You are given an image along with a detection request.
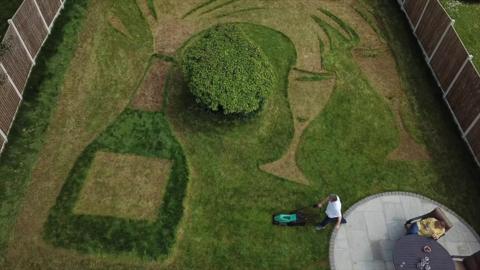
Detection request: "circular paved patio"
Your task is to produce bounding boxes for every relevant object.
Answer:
[329,192,480,270]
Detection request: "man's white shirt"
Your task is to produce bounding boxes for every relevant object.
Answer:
[325,196,342,218]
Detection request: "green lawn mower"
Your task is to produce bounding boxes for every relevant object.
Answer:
[272,206,313,226]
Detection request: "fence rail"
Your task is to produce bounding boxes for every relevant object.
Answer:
[398,0,480,166]
[0,0,65,153]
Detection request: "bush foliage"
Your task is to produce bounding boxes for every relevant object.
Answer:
[181,24,275,114]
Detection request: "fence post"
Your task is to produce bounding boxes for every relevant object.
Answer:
[8,19,35,64]
[464,113,480,138]
[32,0,50,33]
[0,128,7,143]
[444,54,473,97]
[428,20,454,62]
[414,0,430,32]
[0,63,22,99]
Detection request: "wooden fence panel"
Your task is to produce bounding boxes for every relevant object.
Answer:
[0,0,63,155]
[404,0,428,27]
[400,0,480,166]
[0,79,21,134]
[446,62,480,131]
[467,122,480,158]
[1,27,32,92]
[37,0,62,26]
[415,0,451,57]
[12,0,49,58]
[430,28,469,90]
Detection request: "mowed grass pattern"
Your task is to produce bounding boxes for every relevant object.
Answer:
[45,109,188,259]
[0,0,479,269]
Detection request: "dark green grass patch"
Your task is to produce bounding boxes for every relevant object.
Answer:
[44,109,188,259]
[146,0,157,19]
[0,0,89,261]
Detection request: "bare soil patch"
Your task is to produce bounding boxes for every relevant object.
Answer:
[154,17,200,55]
[74,151,172,221]
[131,60,171,112]
[108,15,131,38]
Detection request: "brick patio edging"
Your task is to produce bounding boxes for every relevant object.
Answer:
[328,191,480,270]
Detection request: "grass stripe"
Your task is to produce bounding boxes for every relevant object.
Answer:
[215,7,265,18]
[182,0,217,18]
[199,0,240,16]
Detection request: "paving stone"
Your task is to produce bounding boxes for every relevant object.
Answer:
[444,226,468,243]
[347,229,374,262]
[382,195,401,203]
[370,240,394,261]
[379,239,395,261]
[445,211,460,224]
[335,238,349,249]
[400,196,424,219]
[364,211,388,241]
[361,199,383,212]
[444,241,471,256]
[336,227,347,240]
[384,202,406,223]
[386,221,405,241]
[468,241,480,253]
[345,211,367,231]
[422,202,437,213]
[352,260,386,270]
[334,248,353,270]
[385,261,395,270]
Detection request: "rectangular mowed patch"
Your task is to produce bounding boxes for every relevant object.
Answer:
[73,151,172,221]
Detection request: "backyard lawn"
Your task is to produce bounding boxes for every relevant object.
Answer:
[0,0,479,269]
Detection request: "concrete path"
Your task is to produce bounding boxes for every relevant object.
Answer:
[330,192,480,270]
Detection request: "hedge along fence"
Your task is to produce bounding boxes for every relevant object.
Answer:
[0,0,65,154]
[398,0,480,167]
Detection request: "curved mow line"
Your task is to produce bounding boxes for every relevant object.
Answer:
[328,191,480,270]
[199,0,240,16]
[311,16,335,50]
[215,7,266,18]
[318,8,359,42]
[182,0,218,19]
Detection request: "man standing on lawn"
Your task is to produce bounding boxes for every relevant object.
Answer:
[314,194,347,231]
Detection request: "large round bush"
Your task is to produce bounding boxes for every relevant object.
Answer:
[181,24,275,115]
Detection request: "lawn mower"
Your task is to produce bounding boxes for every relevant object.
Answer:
[272,206,316,226]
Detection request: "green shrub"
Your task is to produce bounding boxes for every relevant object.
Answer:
[181,24,275,115]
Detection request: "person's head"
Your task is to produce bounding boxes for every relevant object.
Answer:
[434,220,446,229]
[329,194,338,202]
